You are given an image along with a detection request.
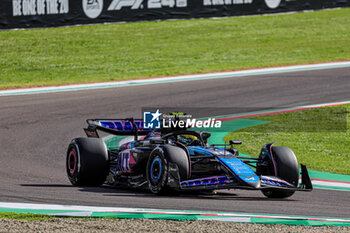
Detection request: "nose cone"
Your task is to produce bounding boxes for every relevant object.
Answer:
[218,157,261,188]
[247,179,261,189]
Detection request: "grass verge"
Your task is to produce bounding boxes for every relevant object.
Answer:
[224,104,350,175]
[0,8,350,89]
[0,212,54,221]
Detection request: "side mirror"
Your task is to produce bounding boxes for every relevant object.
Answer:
[229,140,242,145]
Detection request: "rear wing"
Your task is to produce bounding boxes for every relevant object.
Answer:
[84,118,152,140]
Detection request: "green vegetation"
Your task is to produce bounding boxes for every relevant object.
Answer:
[0,8,350,89]
[0,212,54,221]
[0,212,123,221]
[224,105,350,175]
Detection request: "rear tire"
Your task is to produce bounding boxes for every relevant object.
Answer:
[258,146,299,198]
[66,137,109,186]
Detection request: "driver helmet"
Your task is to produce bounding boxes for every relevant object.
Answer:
[177,134,198,146]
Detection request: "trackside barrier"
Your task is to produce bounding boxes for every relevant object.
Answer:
[1,0,350,29]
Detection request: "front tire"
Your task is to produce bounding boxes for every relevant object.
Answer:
[147,149,169,194]
[258,145,299,198]
[146,145,189,195]
[66,137,109,186]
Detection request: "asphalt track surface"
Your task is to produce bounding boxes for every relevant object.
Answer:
[1,67,350,218]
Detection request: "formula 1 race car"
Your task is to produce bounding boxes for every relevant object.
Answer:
[66,118,313,198]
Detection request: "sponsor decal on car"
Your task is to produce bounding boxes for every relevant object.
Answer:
[219,158,259,183]
[181,176,233,187]
[117,149,136,172]
[99,120,145,131]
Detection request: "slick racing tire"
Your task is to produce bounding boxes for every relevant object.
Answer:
[258,146,299,198]
[146,145,189,195]
[66,137,109,186]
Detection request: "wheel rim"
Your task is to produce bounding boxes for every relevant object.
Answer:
[68,149,77,176]
[150,157,162,182]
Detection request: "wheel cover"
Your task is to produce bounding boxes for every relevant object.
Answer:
[150,157,162,182]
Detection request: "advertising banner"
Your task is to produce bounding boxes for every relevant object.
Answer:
[1,0,349,29]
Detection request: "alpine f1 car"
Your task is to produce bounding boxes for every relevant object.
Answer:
[66,118,313,198]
